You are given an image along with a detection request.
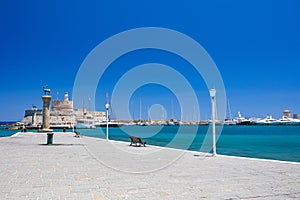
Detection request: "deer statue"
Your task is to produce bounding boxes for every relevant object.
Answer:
[43,85,51,95]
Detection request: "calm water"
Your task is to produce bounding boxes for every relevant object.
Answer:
[1,125,299,162]
[0,126,19,137]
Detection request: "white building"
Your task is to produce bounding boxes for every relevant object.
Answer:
[21,92,106,127]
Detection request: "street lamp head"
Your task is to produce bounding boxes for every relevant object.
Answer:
[209,89,216,97]
[105,103,110,109]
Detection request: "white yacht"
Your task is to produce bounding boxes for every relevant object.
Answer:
[123,121,137,126]
[255,116,279,125]
[223,99,236,125]
[96,121,123,127]
[290,118,300,125]
[277,116,300,125]
[223,118,236,126]
[234,112,251,125]
[75,118,96,129]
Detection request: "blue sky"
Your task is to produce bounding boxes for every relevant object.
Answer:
[0,0,300,121]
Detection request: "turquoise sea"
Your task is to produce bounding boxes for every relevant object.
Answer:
[1,125,300,163]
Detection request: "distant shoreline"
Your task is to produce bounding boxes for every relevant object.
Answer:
[0,121,17,126]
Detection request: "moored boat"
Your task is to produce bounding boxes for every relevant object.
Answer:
[223,118,236,126]
[96,121,124,127]
[254,116,280,125]
[276,116,300,125]
[235,112,251,125]
[76,118,96,129]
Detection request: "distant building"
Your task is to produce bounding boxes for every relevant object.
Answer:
[23,106,42,125]
[293,114,299,119]
[52,92,73,116]
[22,92,106,126]
[24,108,42,118]
[283,110,291,118]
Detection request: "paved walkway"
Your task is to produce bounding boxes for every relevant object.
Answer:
[0,132,299,200]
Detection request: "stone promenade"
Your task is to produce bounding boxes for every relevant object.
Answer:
[0,132,299,200]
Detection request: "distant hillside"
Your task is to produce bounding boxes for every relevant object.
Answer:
[0,121,17,125]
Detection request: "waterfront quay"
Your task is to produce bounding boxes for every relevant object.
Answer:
[0,133,299,199]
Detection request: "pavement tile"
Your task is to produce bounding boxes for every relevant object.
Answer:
[0,132,299,200]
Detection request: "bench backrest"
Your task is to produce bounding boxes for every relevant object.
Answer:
[130,136,142,143]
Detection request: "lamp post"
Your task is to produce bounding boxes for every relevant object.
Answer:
[105,103,109,140]
[72,112,75,133]
[209,89,217,157]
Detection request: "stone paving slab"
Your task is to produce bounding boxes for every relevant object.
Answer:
[0,132,299,199]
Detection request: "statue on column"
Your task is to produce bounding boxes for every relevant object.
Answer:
[40,85,53,132]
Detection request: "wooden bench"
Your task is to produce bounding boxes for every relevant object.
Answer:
[75,131,81,138]
[129,136,146,147]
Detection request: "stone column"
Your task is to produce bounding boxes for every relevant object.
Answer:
[32,106,37,126]
[32,112,36,125]
[41,95,53,132]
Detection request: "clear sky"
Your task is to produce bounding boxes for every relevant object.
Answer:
[0,0,300,121]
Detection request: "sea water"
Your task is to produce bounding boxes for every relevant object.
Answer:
[0,126,19,137]
[1,125,299,162]
[75,125,300,162]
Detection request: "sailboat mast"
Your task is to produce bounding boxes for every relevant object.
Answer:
[162,105,165,121]
[193,105,196,122]
[228,99,232,119]
[88,97,91,114]
[132,110,135,121]
[139,97,142,121]
[82,97,85,118]
[147,105,150,121]
[171,100,174,120]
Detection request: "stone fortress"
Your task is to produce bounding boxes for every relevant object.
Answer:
[21,92,106,128]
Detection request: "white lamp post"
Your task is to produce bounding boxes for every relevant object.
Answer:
[209,89,217,157]
[105,103,109,140]
[72,112,75,133]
